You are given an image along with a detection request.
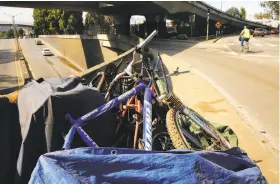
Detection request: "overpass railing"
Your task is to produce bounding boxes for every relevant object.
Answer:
[0,21,33,26]
[197,2,269,28]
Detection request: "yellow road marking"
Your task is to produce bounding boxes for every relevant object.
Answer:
[13,39,21,90]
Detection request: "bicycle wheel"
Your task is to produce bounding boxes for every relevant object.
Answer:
[166,108,202,150]
[152,124,174,151]
[166,108,230,150]
[185,108,231,150]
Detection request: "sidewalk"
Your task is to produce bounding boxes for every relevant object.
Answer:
[153,49,278,184]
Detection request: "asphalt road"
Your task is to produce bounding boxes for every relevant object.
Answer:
[0,39,19,94]
[19,39,77,80]
[149,35,279,148]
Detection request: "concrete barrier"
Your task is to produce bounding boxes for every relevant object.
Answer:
[39,34,143,72]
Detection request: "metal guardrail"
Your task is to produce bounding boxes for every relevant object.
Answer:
[0,21,33,26]
[196,2,269,28]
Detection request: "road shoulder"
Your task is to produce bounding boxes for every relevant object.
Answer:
[156,51,278,184]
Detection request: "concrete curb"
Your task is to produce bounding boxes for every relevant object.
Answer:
[39,38,84,73]
[19,42,37,80]
[18,42,36,80]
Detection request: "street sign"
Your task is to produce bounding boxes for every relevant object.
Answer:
[215,22,222,28]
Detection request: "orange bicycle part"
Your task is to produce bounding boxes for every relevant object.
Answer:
[118,94,142,149]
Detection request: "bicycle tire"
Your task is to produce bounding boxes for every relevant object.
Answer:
[166,108,231,150]
[166,108,193,149]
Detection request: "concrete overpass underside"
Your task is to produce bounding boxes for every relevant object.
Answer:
[0,1,268,38]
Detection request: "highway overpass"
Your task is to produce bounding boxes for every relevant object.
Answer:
[0,21,33,32]
[0,1,269,37]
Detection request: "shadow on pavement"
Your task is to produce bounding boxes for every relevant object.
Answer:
[0,74,19,95]
[147,40,199,57]
[246,50,264,54]
[0,49,15,64]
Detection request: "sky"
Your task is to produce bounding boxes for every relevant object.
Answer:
[0,1,264,23]
[204,1,263,20]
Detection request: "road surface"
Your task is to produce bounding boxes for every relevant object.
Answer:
[149,35,279,149]
[0,39,20,94]
[19,39,77,80]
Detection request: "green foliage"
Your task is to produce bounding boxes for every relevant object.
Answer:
[225,7,242,19]
[33,9,50,35]
[260,1,279,19]
[84,12,114,33]
[0,31,6,38]
[7,29,14,38]
[33,8,84,35]
[254,12,271,19]
[240,7,246,20]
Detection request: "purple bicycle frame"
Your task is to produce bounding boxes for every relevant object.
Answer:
[143,87,156,150]
[63,81,147,149]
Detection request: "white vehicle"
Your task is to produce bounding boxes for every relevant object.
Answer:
[41,48,52,56]
[35,40,42,45]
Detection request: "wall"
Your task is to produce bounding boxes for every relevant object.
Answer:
[39,34,143,72]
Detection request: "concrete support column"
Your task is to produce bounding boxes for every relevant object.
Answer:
[113,15,131,35]
[157,21,167,38]
[145,15,167,38]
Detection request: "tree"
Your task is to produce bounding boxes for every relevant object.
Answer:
[33,9,51,35]
[0,31,6,38]
[84,12,114,34]
[85,12,95,30]
[240,7,246,20]
[260,1,279,19]
[18,28,24,37]
[225,7,242,19]
[254,12,271,19]
[69,11,84,34]
[7,29,14,38]
[33,9,84,35]
[47,9,63,34]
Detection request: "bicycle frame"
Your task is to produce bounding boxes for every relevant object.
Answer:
[63,81,147,149]
[140,53,170,150]
[143,86,157,150]
[118,92,142,149]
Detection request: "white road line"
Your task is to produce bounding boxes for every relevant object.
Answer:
[254,43,263,47]
[242,54,279,58]
[227,43,236,46]
[267,43,278,47]
[224,44,238,55]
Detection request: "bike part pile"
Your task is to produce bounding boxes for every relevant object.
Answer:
[64,30,234,152]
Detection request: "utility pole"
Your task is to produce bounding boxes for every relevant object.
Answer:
[206,9,210,41]
[4,12,23,50]
[221,2,222,11]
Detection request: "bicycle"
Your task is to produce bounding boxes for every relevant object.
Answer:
[63,30,159,150]
[63,30,231,151]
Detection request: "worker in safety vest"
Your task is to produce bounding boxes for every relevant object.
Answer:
[239,26,251,50]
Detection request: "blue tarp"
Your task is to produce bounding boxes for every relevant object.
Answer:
[29,147,266,184]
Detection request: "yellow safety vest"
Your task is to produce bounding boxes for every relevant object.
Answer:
[243,28,251,38]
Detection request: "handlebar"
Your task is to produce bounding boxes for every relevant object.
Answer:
[105,30,158,100]
[137,30,158,51]
[125,30,158,76]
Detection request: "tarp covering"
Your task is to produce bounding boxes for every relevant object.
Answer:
[29,147,267,184]
[15,78,117,184]
[0,97,21,184]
